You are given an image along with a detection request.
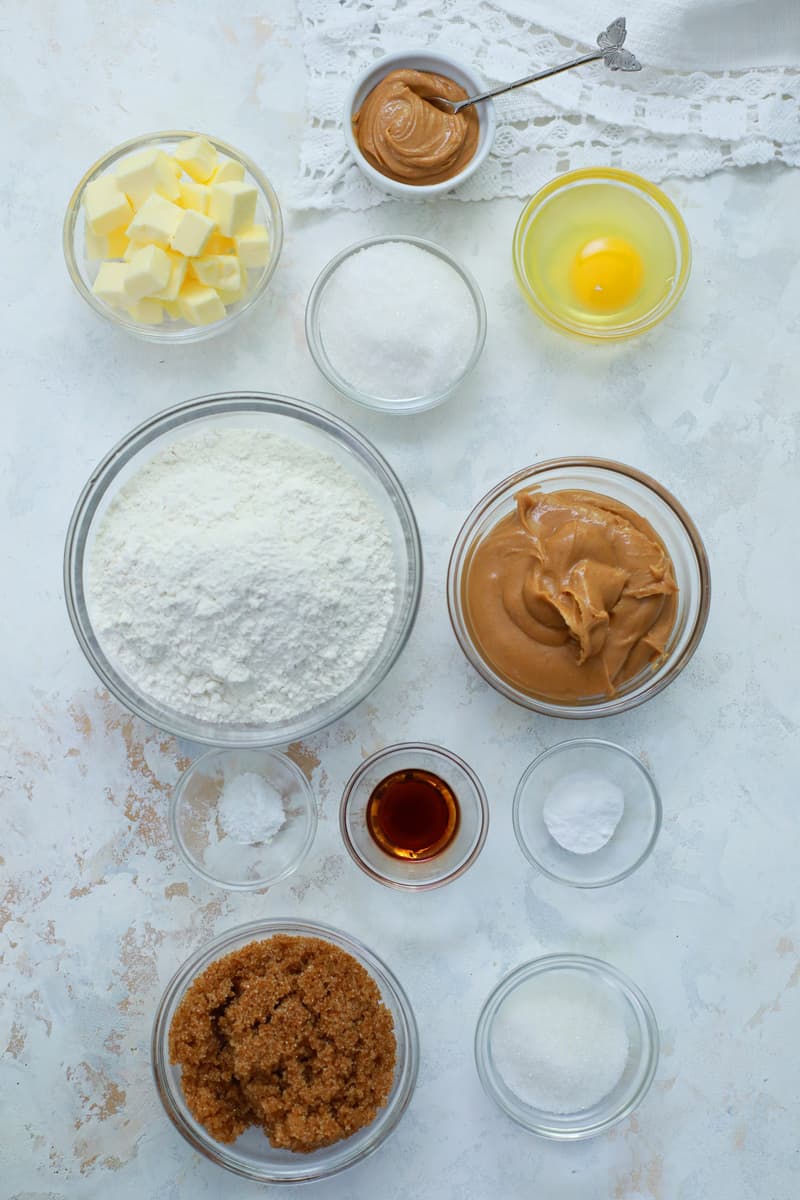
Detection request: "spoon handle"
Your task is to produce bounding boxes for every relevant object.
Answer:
[451,51,604,113]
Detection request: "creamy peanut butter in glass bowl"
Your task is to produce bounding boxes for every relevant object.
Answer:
[447,458,710,718]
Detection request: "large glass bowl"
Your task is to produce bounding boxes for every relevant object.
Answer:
[63,130,283,343]
[447,458,710,718]
[64,393,422,746]
[152,919,419,1183]
[474,954,659,1139]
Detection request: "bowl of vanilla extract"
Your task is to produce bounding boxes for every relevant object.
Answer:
[340,743,489,890]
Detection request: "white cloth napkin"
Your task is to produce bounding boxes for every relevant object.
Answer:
[295,0,800,209]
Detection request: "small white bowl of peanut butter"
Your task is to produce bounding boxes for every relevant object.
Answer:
[344,51,496,199]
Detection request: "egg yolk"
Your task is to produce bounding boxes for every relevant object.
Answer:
[569,236,644,311]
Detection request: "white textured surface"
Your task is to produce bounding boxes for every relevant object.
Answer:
[296,0,800,209]
[2,4,800,1199]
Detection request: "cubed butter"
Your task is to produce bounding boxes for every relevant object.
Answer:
[204,233,236,255]
[212,157,245,184]
[106,229,130,258]
[84,176,132,236]
[127,298,164,324]
[178,281,226,325]
[174,136,218,183]
[85,225,109,261]
[218,280,248,307]
[208,181,257,236]
[191,254,242,292]
[161,298,182,319]
[127,193,184,247]
[170,209,216,257]
[92,261,130,307]
[234,225,270,269]
[178,179,210,213]
[149,253,188,301]
[124,244,172,300]
[165,155,183,177]
[116,148,180,207]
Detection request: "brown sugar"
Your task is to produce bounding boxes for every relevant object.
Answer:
[168,935,397,1152]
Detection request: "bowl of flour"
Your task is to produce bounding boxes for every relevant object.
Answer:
[64,393,422,746]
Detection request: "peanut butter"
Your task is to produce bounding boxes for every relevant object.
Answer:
[353,68,479,186]
[464,489,678,703]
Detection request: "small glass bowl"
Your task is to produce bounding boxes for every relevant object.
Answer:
[512,167,691,341]
[340,743,489,890]
[305,235,487,414]
[447,457,710,718]
[64,392,422,747]
[344,50,496,200]
[475,954,659,1139]
[63,130,283,343]
[152,918,419,1183]
[513,740,661,887]
[169,749,317,890]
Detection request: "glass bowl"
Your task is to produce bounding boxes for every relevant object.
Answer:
[305,235,487,414]
[343,50,496,200]
[447,457,710,718]
[152,918,419,1183]
[512,167,691,341]
[475,954,659,1139]
[513,740,661,887]
[340,742,489,890]
[64,392,422,747]
[63,130,283,343]
[169,748,318,890]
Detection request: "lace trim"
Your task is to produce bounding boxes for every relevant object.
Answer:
[295,0,800,209]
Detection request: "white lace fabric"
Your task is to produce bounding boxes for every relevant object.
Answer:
[295,0,800,209]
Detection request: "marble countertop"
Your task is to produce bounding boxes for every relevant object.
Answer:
[3,4,799,1198]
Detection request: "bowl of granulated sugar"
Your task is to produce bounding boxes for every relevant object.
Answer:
[305,235,486,413]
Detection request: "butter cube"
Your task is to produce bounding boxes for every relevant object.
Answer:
[204,233,236,255]
[92,261,130,307]
[161,298,182,319]
[218,279,248,307]
[178,281,226,325]
[208,181,257,236]
[85,225,108,261]
[170,209,215,257]
[116,148,180,207]
[124,244,172,300]
[127,298,164,324]
[174,136,218,183]
[212,157,245,184]
[191,255,242,292]
[127,193,183,247]
[165,155,183,177]
[150,253,188,301]
[178,179,210,213]
[235,225,270,269]
[108,230,129,258]
[84,176,132,236]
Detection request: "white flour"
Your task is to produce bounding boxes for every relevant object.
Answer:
[87,427,397,723]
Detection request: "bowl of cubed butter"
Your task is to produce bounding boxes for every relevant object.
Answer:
[63,131,283,342]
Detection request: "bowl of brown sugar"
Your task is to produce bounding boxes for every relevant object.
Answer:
[152,919,419,1182]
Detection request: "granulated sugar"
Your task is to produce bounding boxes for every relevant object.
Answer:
[317,241,478,400]
[491,972,630,1113]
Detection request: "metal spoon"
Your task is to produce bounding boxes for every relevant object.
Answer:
[428,17,641,115]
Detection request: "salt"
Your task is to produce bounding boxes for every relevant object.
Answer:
[542,770,625,854]
[217,772,286,845]
[492,973,630,1113]
[317,241,478,400]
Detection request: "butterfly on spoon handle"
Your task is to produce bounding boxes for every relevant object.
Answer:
[430,17,642,115]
